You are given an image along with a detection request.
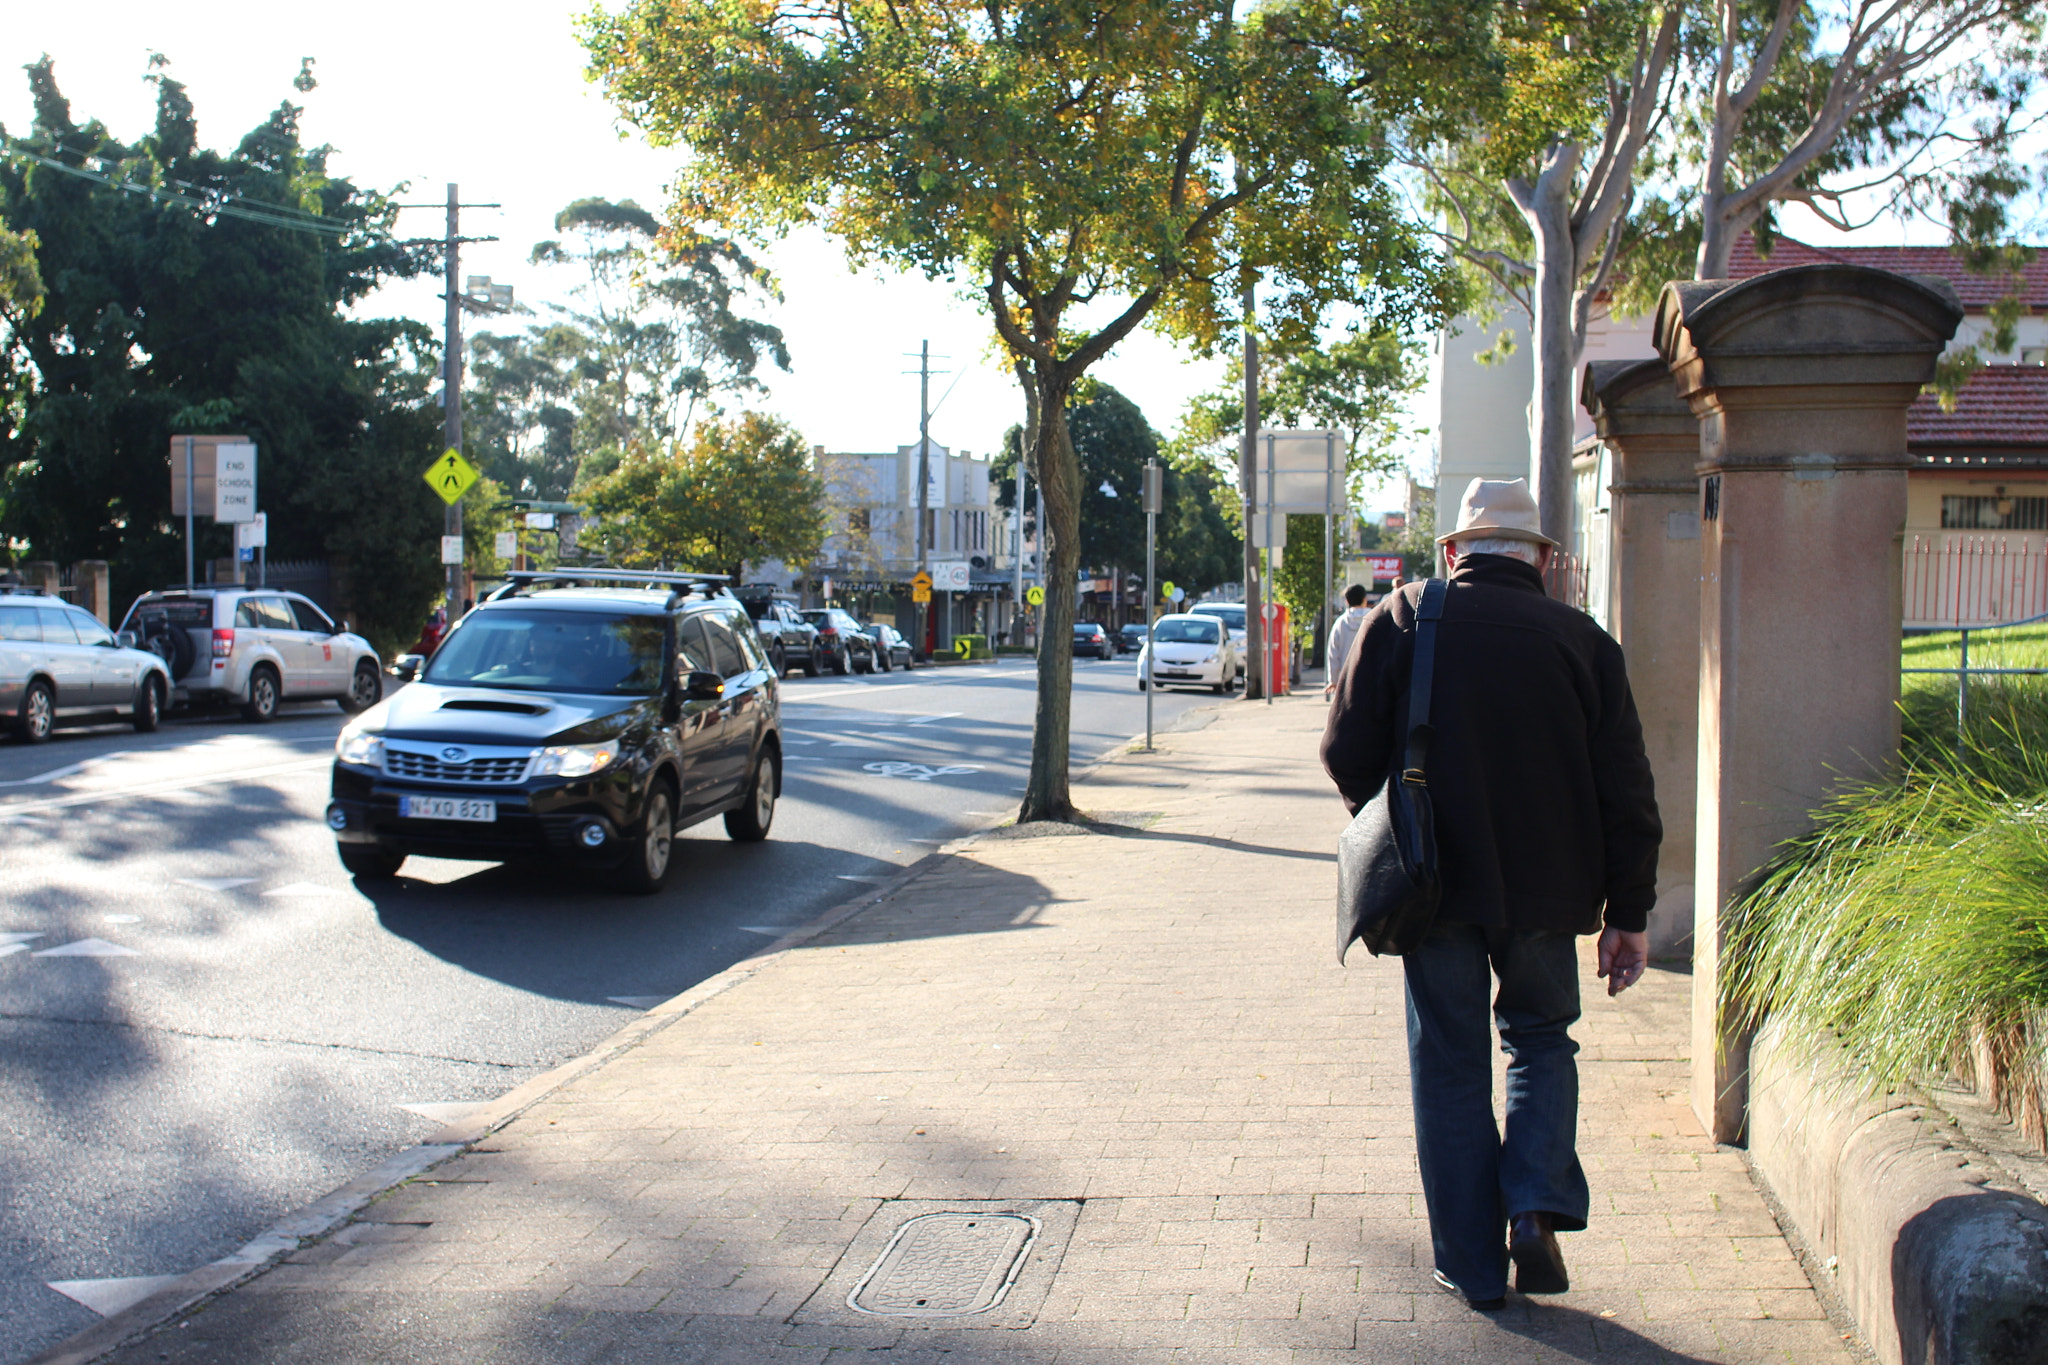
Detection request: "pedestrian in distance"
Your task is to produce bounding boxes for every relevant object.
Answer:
[1321,477,1661,1311]
[1323,583,1371,698]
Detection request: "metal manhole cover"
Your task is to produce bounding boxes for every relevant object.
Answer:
[847,1212,1039,1317]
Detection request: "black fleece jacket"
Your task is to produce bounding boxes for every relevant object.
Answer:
[1320,555,1662,935]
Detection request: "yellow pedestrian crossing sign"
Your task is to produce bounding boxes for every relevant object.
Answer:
[1026,585,1045,606]
[424,448,480,505]
[910,570,933,605]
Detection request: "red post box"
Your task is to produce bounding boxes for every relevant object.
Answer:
[1262,602,1290,696]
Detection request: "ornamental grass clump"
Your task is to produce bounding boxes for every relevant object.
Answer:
[1723,653,2048,1149]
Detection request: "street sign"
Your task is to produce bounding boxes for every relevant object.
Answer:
[1169,586,1186,604]
[424,448,481,505]
[440,535,465,566]
[213,444,257,523]
[168,434,254,517]
[911,570,933,591]
[911,586,932,604]
[931,561,970,591]
[235,514,267,551]
[494,531,517,559]
[1160,580,1176,600]
[524,512,555,530]
[1025,585,1045,606]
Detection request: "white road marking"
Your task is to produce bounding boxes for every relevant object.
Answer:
[739,925,801,936]
[0,756,329,816]
[0,752,134,788]
[862,761,985,782]
[104,914,142,924]
[34,938,139,957]
[46,1275,186,1318]
[0,944,28,958]
[177,877,256,892]
[906,712,962,726]
[836,874,889,884]
[1,932,45,945]
[606,995,667,1009]
[784,738,819,745]
[262,882,339,898]
[0,814,55,826]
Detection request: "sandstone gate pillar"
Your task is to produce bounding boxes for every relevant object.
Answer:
[1653,264,1962,1142]
[1582,360,1700,962]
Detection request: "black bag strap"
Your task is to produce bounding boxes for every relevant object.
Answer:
[1401,577,1448,786]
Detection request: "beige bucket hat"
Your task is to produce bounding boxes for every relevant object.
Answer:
[1434,477,1559,548]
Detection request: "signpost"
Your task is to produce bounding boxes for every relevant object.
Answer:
[1025,584,1044,606]
[170,434,256,588]
[1142,460,1163,748]
[234,513,268,585]
[911,570,933,605]
[1258,428,1346,702]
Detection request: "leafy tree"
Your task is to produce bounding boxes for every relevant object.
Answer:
[579,411,826,583]
[466,198,791,501]
[585,0,1482,821]
[0,57,444,651]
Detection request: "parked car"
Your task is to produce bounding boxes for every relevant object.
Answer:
[865,622,915,671]
[1117,623,1149,654]
[1187,601,1249,677]
[1072,622,1115,660]
[331,569,781,892]
[0,586,173,743]
[1136,613,1238,694]
[799,608,879,675]
[735,588,821,677]
[119,587,383,721]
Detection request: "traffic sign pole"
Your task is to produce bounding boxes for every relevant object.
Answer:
[444,183,465,616]
[1142,459,1162,750]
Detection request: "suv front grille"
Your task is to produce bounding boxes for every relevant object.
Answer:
[383,746,532,784]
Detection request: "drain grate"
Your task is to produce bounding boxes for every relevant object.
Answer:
[848,1212,1038,1317]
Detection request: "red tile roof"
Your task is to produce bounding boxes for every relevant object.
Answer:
[1729,233,2048,310]
[1908,365,2048,452]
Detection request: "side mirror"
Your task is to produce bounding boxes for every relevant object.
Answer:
[115,631,138,649]
[684,670,725,701]
[390,654,424,682]
[333,621,351,637]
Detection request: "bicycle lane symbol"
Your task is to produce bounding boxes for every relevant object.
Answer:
[862,761,985,782]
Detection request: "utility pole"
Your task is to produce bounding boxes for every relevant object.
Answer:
[443,183,465,616]
[1241,278,1264,701]
[907,340,946,661]
[1013,434,1026,647]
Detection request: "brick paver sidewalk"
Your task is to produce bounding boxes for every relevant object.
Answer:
[94,692,1854,1363]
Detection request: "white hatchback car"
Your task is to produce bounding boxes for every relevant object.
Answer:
[1187,600,1249,677]
[1136,613,1239,694]
[118,587,383,721]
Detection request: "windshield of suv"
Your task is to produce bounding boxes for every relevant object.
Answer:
[424,609,667,694]
[1152,619,1219,644]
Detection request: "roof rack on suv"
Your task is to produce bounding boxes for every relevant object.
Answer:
[487,569,734,610]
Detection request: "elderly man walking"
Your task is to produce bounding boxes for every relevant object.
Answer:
[1321,478,1661,1310]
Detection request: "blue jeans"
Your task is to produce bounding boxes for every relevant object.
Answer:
[1402,921,1589,1299]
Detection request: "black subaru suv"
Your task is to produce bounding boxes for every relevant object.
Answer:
[327,570,781,893]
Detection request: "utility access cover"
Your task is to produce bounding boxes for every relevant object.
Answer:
[793,1199,1080,1331]
[849,1212,1037,1317]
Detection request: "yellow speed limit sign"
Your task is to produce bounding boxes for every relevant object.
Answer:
[1025,585,1045,606]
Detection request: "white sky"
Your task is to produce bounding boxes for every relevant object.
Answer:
[3,2,1229,488]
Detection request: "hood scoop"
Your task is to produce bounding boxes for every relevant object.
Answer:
[438,697,552,715]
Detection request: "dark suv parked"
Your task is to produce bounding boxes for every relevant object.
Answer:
[799,608,879,675]
[328,570,781,893]
[735,587,820,677]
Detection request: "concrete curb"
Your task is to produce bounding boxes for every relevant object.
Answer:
[34,695,1229,1365]
[1748,1021,2048,1365]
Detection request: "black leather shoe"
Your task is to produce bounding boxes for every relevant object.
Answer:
[1508,1212,1569,1294]
[1431,1268,1506,1311]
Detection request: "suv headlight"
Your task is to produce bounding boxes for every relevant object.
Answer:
[531,739,620,779]
[336,728,385,767]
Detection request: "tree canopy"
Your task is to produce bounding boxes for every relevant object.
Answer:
[0,57,444,650]
[585,0,1485,820]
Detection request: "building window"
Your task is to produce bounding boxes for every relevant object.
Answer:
[1942,494,2048,530]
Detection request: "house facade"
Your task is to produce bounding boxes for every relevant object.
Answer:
[1435,235,2048,628]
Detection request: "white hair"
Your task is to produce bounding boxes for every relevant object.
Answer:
[1450,536,1543,564]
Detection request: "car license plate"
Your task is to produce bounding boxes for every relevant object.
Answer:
[399,795,496,823]
[1161,668,1190,677]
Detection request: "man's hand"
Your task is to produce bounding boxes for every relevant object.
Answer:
[1596,928,1649,997]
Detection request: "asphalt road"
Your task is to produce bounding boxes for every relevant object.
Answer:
[0,654,1223,1363]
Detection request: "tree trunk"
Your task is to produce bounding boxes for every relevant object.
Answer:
[1516,145,1584,551]
[1020,366,1082,824]
[1695,196,1742,278]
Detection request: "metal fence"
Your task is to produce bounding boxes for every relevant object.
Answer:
[1542,550,1589,610]
[1903,536,2048,629]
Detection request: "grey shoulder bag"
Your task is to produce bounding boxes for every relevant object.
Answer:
[1335,576,1446,962]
